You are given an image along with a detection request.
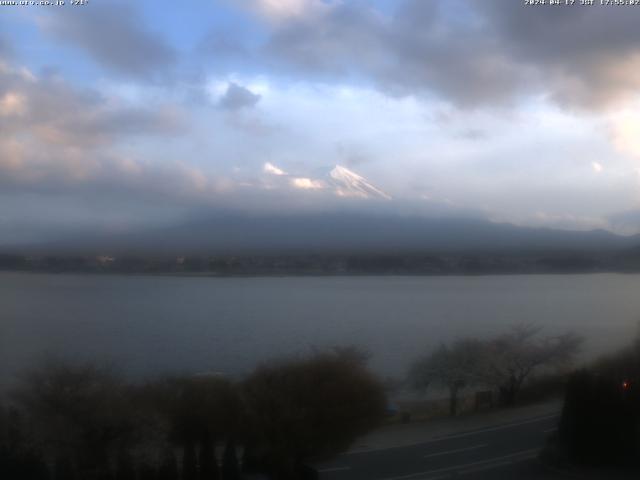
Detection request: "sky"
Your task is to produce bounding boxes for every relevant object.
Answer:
[3,0,640,244]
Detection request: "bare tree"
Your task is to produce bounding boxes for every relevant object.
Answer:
[410,326,583,413]
[483,324,583,405]
[409,339,486,416]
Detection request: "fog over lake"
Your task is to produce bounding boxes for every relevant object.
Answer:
[1,272,639,387]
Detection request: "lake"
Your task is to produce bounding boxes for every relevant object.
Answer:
[1,272,639,387]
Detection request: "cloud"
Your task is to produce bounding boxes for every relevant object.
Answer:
[0,66,185,149]
[0,92,26,117]
[605,209,640,235]
[609,106,640,160]
[290,177,324,190]
[257,1,526,107]
[237,0,329,22]
[260,161,327,191]
[40,2,176,79]
[232,0,640,110]
[527,211,608,232]
[218,82,262,110]
[477,0,640,109]
[0,60,222,207]
[0,15,12,61]
[0,62,412,233]
[457,129,487,141]
[336,142,373,167]
[264,162,287,175]
[5,1,640,239]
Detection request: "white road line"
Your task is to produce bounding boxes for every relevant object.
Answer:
[457,449,539,476]
[343,413,559,456]
[318,466,351,473]
[380,448,539,480]
[423,444,487,459]
[429,413,559,442]
[458,459,519,475]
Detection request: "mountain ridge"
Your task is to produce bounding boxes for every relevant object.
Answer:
[15,211,640,256]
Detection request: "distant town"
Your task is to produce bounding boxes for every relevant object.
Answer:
[3,249,640,276]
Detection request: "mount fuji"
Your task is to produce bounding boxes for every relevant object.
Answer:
[322,165,392,200]
[265,162,393,200]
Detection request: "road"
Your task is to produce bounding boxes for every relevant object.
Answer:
[316,413,561,480]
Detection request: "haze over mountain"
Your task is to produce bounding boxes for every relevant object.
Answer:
[3,162,640,257]
[19,210,637,257]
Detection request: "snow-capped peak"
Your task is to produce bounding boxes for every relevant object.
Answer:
[326,165,392,200]
[260,162,392,200]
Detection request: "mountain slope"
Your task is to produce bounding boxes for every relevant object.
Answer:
[32,212,640,256]
[324,165,392,200]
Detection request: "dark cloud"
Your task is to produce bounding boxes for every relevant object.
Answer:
[218,82,261,110]
[261,1,525,107]
[0,61,206,205]
[42,2,176,80]
[0,66,185,149]
[479,0,640,108]
[253,0,640,109]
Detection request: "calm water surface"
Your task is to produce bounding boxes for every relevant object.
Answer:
[1,272,639,385]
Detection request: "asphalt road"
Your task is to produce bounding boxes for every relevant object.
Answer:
[316,413,561,480]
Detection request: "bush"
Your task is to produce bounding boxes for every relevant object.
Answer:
[12,361,135,478]
[0,405,48,480]
[3,349,385,479]
[241,348,386,479]
[558,369,639,467]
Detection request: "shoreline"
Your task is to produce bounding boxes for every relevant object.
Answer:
[2,268,640,278]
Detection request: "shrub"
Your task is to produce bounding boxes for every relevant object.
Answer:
[241,348,386,479]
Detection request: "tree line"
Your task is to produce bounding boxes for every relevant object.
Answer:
[408,325,583,416]
[548,331,640,468]
[0,348,386,480]
[0,325,602,478]
[412,324,640,469]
